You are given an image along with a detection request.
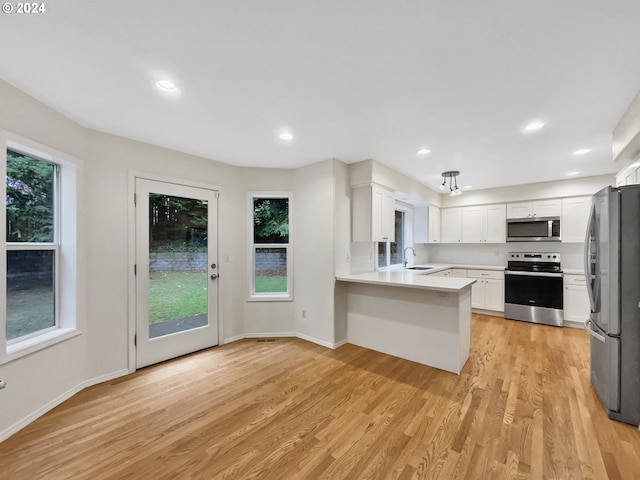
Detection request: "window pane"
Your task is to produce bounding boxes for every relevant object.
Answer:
[253,198,289,244]
[148,194,208,338]
[377,241,387,268]
[390,210,405,265]
[6,150,55,243]
[6,250,55,340]
[255,247,287,293]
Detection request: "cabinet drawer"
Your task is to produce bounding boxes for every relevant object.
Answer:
[564,274,587,286]
[467,269,504,280]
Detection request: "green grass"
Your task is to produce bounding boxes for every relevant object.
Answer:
[149,271,207,324]
[255,276,287,293]
[7,286,55,340]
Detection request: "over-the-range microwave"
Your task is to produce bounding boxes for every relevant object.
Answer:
[506,216,561,242]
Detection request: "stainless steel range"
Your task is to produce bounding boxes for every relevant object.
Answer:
[504,252,564,327]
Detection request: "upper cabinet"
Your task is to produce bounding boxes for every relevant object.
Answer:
[461,204,506,243]
[428,205,441,243]
[616,161,640,187]
[441,207,462,243]
[561,196,591,243]
[506,198,561,219]
[415,205,442,243]
[352,184,395,242]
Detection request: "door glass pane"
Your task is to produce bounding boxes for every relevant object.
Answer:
[6,250,55,340]
[255,247,287,293]
[148,193,208,339]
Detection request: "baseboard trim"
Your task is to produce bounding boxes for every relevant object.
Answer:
[0,368,129,443]
[223,332,344,350]
[564,320,585,329]
[472,308,504,317]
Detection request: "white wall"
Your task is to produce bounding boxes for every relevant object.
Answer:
[0,80,90,439]
[0,78,335,439]
[293,160,337,346]
[240,168,296,336]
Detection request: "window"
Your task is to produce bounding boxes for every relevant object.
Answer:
[2,137,80,361]
[248,193,292,300]
[378,204,412,268]
[6,150,57,341]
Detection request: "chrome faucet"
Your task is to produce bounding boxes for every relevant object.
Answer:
[403,247,416,268]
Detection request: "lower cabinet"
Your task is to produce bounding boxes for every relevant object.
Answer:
[431,269,452,277]
[564,274,590,325]
[467,269,504,312]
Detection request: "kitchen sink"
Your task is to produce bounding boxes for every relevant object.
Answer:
[406,266,433,270]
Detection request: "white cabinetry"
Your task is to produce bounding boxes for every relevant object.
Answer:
[507,199,561,218]
[467,269,504,312]
[352,184,395,242]
[616,162,640,186]
[441,207,462,243]
[562,197,591,243]
[428,205,441,243]
[431,269,452,277]
[462,204,506,243]
[413,205,441,244]
[564,274,590,325]
[452,268,467,278]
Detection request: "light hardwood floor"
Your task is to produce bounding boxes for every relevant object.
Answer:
[1,315,640,479]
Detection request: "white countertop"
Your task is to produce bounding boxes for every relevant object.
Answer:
[336,267,476,293]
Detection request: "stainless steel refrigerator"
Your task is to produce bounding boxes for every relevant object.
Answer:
[584,184,640,425]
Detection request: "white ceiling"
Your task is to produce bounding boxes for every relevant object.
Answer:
[1,1,640,192]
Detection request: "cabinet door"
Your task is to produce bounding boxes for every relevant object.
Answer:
[485,279,505,312]
[471,280,485,308]
[428,205,441,243]
[564,284,590,323]
[413,206,428,243]
[462,206,484,243]
[561,197,591,243]
[484,204,506,243]
[506,202,531,218]
[371,185,395,242]
[532,198,561,217]
[441,208,462,243]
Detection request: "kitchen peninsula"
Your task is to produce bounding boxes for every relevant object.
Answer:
[335,267,475,374]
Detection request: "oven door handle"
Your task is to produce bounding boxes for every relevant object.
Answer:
[505,271,563,278]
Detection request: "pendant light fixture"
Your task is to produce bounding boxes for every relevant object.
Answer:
[440,171,462,196]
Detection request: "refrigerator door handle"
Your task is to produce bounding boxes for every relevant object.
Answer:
[585,320,606,343]
[583,203,597,313]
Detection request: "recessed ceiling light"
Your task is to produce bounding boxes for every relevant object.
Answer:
[416,148,431,155]
[155,79,178,93]
[278,132,293,141]
[524,121,545,132]
[567,171,580,176]
[572,148,592,156]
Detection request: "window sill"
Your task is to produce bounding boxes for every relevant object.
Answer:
[247,295,293,302]
[2,328,81,365]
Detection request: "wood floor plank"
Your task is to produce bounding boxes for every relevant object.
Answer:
[2,316,640,479]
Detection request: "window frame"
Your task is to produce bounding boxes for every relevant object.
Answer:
[378,201,413,269]
[1,133,82,364]
[247,192,293,302]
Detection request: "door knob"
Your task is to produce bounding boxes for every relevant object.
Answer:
[210,273,218,280]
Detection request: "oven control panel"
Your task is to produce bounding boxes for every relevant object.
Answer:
[508,252,561,262]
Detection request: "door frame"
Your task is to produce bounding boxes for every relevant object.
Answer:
[127,171,224,373]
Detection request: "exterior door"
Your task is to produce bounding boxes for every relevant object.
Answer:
[135,178,219,368]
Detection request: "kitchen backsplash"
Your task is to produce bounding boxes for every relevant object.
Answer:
[425,242,585,271]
